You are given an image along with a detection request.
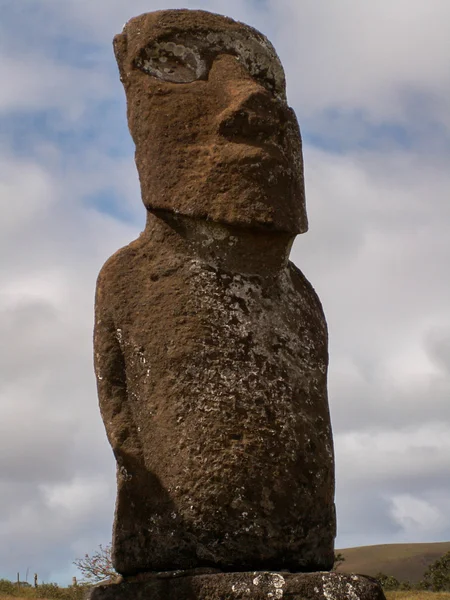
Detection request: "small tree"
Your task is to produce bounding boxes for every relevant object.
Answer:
[420,550,450,591]
[375,572,400,590]
[73,544,119,584]
[332,552,346,571]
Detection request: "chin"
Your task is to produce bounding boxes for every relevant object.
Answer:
[139,153,303,232]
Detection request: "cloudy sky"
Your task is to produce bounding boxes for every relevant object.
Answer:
[1,0,449,586]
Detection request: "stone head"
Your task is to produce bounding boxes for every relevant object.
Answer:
[114,9,308,234]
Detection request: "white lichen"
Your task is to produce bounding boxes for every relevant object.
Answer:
[252,572,285,598]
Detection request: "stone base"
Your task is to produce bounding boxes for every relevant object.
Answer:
[87,570,386,600]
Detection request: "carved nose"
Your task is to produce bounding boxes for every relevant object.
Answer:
[218,100,282,142]
[214,57,285,142]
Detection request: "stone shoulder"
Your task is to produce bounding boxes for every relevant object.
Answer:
[95,237,149,318]
[288,261,328,333]
[97,239,141,287]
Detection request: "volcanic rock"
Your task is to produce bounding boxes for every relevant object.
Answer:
[94,8,335,578]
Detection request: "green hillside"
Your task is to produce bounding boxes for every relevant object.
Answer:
[336,541,450,583]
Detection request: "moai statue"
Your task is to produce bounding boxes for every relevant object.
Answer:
[91,9,385,600]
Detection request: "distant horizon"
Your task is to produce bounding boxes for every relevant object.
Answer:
[4,539,450,586]
[337,539,450,550]
[1,0,449,587]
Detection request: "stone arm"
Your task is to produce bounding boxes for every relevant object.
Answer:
[94,271,140,463]
[289,261,332,415]
[289,262,336,539]
[289,262,329,349]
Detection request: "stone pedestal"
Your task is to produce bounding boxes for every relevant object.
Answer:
[87,570,385,600]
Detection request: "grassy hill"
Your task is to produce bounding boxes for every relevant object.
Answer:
[336,541,450,583]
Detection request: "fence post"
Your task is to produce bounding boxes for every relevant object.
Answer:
[34,573,38,588]
[17,573,20,590]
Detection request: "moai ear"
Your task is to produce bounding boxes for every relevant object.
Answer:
[113,33,128,84]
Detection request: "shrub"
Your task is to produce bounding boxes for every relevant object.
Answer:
[0,578,90,599]
[420,550,450,591]
[0,578,16,595]
[35,583,65,599]
[375,572,401,590]
[398,580,412,591]
[35,582,90,600]
[333,552,346,571]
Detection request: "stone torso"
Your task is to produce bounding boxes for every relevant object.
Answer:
[94,220,335,574]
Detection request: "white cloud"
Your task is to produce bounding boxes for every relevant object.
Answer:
[336,425,450,486]
[1,0,449,583]
[0,143,137,581]
[390,494,447,539]
[0,55,113,119]
[268,0,450,128]
[0,159,56,229]
[41,478,113,521]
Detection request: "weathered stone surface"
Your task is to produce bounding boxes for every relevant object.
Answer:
[112,9,308,234]
[94,8,335,578]
[88,571,386,600]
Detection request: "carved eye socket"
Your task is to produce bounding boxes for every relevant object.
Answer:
[134,37,285,100]
[237,57,277,95]
[135,41,207,83]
